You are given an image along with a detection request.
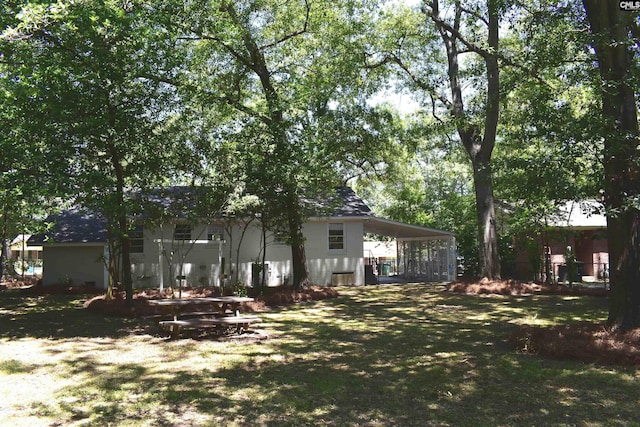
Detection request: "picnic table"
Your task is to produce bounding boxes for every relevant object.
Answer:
[148,296,261,339]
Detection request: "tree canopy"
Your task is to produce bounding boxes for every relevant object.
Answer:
[1,0,639,325]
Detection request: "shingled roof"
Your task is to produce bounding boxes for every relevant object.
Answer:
[28,187,372,244]
[28,208,108,245]
[307,187,372,218]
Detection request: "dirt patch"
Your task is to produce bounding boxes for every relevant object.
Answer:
[446,278,608,297]
[447,278,640,367]
[0,277,41,290]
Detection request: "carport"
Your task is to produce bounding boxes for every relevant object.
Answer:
[362,217,456,282]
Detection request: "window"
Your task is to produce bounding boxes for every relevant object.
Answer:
[328,223,344,250]
[130,225,144,253]
[173,224,192,241]
[208,225,225,241]
[273,229,288,245]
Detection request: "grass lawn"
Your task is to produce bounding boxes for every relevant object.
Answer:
[1,284,638,426]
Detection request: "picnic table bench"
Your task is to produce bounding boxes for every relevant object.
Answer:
[159,316,262,339]
[148,296,260,339]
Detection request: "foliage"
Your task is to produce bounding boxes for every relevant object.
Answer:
[0,3,69,278]
[231,281,248,297]
[1,0,636,305]
[367,0,504,279]
[494,1,603,257]
[2,0,186,302]
[159,0,398,287]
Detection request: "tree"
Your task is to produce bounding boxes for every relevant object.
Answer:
[371,0,502,279]
[582,2,640,330]
[167,0,390,288]
[4,1,182,303]
[0,3,70,280]
[492,1,602,281]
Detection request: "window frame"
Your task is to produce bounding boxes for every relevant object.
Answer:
[207,225,225,241]
[173,223,192,241]
[272,229,288,245]
[328,222,345,252]
[129,225,144,253]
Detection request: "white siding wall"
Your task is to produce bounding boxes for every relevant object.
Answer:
[231,224,292,287]
[303,220,364,286]
[135,224,224,289]
[227,220,364,286]
[43,219,366,289]
[42,245,106,287]
[146,220,366,287]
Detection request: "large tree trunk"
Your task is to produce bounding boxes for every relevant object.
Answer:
[108,127,133,308]
[432,0,501,279]
[290,235,309,289]
[583,1,640,330]
[118,208,133,305]
[112,153,133,306]
[471,154,501,279]
[0,243,6,281]
[286,191,309,289]
[0,202,8,280]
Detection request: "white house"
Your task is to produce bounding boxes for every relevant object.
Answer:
[29,187,456,288]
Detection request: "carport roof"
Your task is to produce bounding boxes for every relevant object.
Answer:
[361,216,455,239]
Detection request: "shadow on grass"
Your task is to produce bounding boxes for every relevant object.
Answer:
[3,284,637,426]
[0,290,144,339]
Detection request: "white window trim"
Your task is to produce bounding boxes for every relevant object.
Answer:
[327,222,346,253]
[130,225,144,254]
[272,229,288,245]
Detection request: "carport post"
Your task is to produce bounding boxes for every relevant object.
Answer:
[158,240,164,291]
[447,236,456,281]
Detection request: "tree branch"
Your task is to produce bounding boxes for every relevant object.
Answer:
[427,1,552,90]
[390,53,452,109]
[459,4,489,26]
[186,29,253,70]
[260,0,310,50]
[136,72,273,125]
[423,1,494,59]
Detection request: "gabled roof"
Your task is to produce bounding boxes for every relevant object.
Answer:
[10,234,43,250]
[28,186,373,244]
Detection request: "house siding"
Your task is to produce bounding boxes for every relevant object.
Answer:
[42,219,366,289]
[42,245,106,287]
[35,187,454,289]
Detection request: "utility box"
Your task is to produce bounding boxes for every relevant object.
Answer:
[331,272,355,286]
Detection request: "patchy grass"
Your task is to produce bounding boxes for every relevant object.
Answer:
[1,284,639,426]
[447,279,640,367]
